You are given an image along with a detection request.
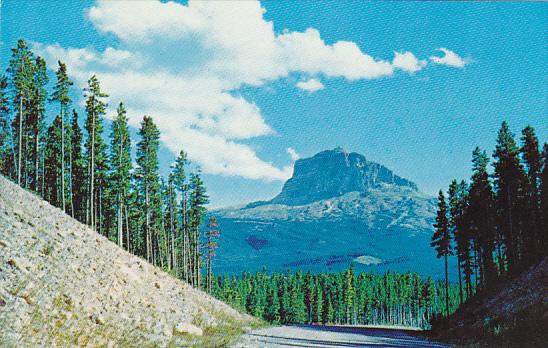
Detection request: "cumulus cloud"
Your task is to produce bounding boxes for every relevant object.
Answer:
[33,0,464,181]
[296,78,324,92]
[392,51,427,74]
[429,48,469,68]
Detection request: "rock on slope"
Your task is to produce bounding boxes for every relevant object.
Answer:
[0,175,257,347]
[430,258,548,346]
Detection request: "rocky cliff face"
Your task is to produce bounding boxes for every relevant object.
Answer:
[214,149,448,278]
[270,148,417,206]
[0,175,257,347]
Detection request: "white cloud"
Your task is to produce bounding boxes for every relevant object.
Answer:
[296,78,324,92]
[34,0,464,181]
[429,48,469,68]
[392,51,427,74]
[287,147,300,161]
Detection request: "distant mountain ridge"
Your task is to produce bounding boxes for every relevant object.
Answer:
[270,147,417,206]
[214,148,451,278]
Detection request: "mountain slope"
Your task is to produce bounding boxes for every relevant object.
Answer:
[0,175,257,347]
[214,148,449,278]
[430,258,548,346]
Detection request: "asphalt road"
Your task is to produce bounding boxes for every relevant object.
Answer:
[233,325,451,348]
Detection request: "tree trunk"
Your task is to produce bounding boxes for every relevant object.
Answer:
[444,254,449,316]
[69,134,74,218]
[90,108,95,230]
[34,127,39,192]
[145,183,150,263]
[457,259,463,305]
[61,106,65,212]
[17,96,22,185]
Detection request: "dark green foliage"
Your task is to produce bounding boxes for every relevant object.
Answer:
[520,126,542,263]
[49,61,73,212]
[70,110,85,221]
[431,190,451,316]
[492,121,526,275]
[2,39,214,292]
[188,170,209,288]
[540,144,548,255]
[0,75,13,176]
[434,121,546,338]
[213,269,460,327]
[136,115,162,264]
[44,115,62,206]
[84,75,109,233]
[8,39,36,187]
[468,148,496,287]
[109,102,132,248]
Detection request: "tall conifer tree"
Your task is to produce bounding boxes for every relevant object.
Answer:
[520,126,542,262]
[468,148,496,287]
[188,170,209,288]
[110,102,132,248]
[431,190,451,316]
[136,115,162,264]
[50,61,73,211]
[83,75,108,232]
[493,121,526,274]
[70,110,85,221]
[0,75,12,176]
[8,39,35,186]
[172,150,190,281]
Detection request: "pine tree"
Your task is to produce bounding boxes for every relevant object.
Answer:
[539,144,548,256]
[468,148,496,288]
[83,75,109,232]
[172,150,190,282]
[431,190,451,316]
[110,102,132,248]
[8,39,35,186]
[520,126,542,263]
[44,116,63,206]
[28,56,48,192]
[0,75,12,176]
[205,216,220,293]
[264,284,281,323]
[447,180,464,304]
[136,115,162,264]
[49,61,73,212]
[165,172,178,272]
[188,170,209,288]
[343,266,355,324]
[493,121,526,274]
[70,110,85,221]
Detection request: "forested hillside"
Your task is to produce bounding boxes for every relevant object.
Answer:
[212,268,460,328]
[429,121,547,345]
[0,39,217,290]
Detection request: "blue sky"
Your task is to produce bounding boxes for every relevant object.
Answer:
[1,1,546,208]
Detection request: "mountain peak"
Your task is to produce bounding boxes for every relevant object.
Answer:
[271,148,418,205]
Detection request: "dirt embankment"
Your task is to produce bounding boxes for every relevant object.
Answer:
[430,257,548,347]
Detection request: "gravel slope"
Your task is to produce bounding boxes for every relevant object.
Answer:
[0,175,257,347]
